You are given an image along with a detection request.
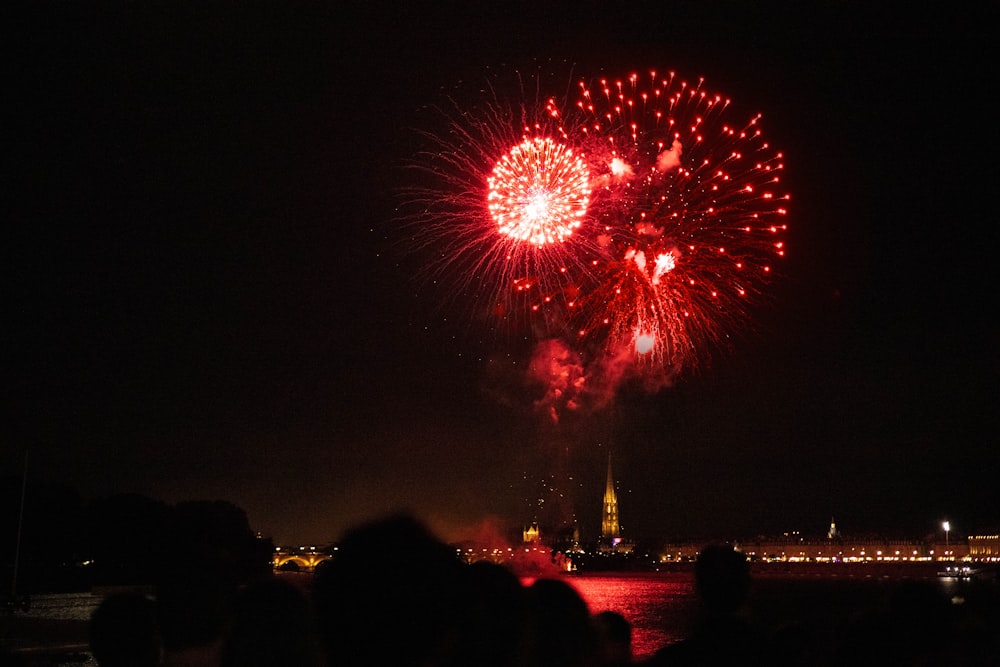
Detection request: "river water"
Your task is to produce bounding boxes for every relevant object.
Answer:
[536,568,999,660]
[537,572,698,659]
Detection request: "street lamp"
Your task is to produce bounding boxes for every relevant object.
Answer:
[943,520,951,551]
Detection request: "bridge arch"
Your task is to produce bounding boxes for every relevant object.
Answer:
[273,550,332,572]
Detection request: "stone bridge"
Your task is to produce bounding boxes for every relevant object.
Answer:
[273,547,333,572]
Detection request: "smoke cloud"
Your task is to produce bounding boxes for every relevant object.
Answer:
[525,337,679,423]
[656,139,684,172]
[528,339,586,422]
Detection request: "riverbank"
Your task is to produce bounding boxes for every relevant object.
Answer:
[646,559,999,581]
[751,560,999,581]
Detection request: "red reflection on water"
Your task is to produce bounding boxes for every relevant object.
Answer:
[529,573,698,660]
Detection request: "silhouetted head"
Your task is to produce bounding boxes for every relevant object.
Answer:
[593,610,632,666]
[885,580,954,661]
[312,513,465,667]
[522,578,597,667]
[695,544,751,615]
[89,591,161,667]
[222,576,321,667]
[454,560,528,667]
[155,546,238,654]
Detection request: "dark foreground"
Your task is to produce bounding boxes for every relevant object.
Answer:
[4,562,1000,666]
[0,615,90,665]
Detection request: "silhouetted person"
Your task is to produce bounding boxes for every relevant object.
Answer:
[453,560,528,667]
[593,610,633,666]
[312,514,466,667]
[222,575,321,667]
[884,580,954,665]
[153,499,266,667]
[834,579,956,666]
[519,577,599,667]
[646,544,764,666]
[88,591,162,667]
[766,621,813,667]
[156,546,238,667]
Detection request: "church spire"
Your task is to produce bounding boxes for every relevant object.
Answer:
[601,451,620,540]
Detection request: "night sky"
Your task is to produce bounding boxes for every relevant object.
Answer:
[7,2,996,546]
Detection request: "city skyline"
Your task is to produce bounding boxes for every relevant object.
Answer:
[7,2,995,547]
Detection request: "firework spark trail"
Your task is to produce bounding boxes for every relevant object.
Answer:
[569,71,789,374]
[403,66,788,392]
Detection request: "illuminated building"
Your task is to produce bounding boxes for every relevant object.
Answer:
[598,452,633,554]
[601,452,620,541]
[968,534,1000,560]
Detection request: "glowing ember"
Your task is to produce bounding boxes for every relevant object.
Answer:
[652,252,676,285]
[634,331,656,355]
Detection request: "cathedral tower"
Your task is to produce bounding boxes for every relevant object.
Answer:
[601,452,620,540]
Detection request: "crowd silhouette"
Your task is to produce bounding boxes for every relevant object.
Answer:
[70,513,1000,667]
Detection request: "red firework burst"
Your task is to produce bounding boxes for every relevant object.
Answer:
[568,71,789,373]
[488,137,590,246]
[400,72,604,333]
[402,67,789,379]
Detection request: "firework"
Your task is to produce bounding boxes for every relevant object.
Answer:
[400,71,603,333]
[569,71,789,373]
[488,137,590,246]
[403,67,788,380]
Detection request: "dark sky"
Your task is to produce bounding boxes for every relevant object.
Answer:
[7,2,996,546]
